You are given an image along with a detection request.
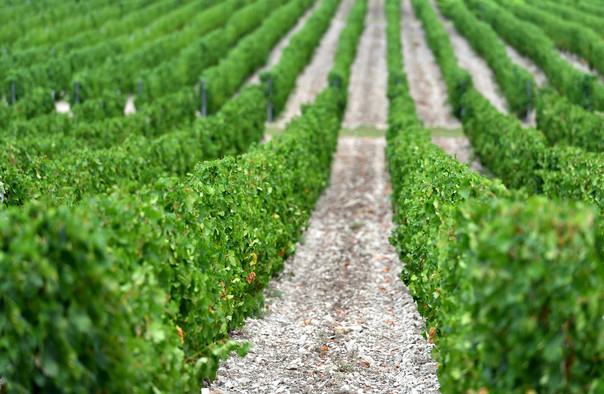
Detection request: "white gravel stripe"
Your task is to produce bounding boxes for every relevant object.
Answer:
[501,41,547,88]
[275,0,354,128]
[558,50,604,85]
[211,137,439,394]
[341,0,388,129]
[500,39,546,126]
[401,0,460,129]
[400,0,483,172]
[245,3,320,87]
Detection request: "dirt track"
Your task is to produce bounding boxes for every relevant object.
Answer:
[276,0,354,127]
[401,0,460,128]
[503,42,547,88]
[341,0,388,129]
[212,138,439,394]
[246,4,319,86]
[558,50,604,85]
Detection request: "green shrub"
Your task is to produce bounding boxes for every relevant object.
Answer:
[537,89,604,153]
[439,197,604,393]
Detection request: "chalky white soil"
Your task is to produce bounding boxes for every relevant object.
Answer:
[501,41,548,126]
[401,0,484,171]
[341,0,388,129]
[245,3,319,86]
[275,0,354,127]
[503,43,547,88]
[558,50,604,85]
[212,138,439,394]
[400,0,460,128]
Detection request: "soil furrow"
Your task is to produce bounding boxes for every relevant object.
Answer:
[212,137,439,393]
[341,0,388,129]
[245,4,319,86]
[558,50,604,85]
[502,42,547,88]
[400,0,483,172]
[400,0,460,128]
[275,0,354,128]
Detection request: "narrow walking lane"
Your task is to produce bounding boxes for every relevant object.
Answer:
[400,0,460,128]
[212,138,439,393]
[342,0,389,129]
[276,0,355,127]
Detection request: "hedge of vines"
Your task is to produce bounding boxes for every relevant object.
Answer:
[386,1,604,391]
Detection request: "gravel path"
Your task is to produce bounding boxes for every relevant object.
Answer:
[245,3,320,86]
[558,50,604,85]
[401,0,460,128]
[427,0,508,114]
[399,0,483,172]
[211,137,440,393]
[275,0,354,127]
[341,0,388,129]
[503,42,547,88]
[500,41,546,125]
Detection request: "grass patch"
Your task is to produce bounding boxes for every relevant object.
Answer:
[340,125,386,137]
[429,126,465,137]
[265,124,387,138]
[265,125,465,139]
[265,124,285,138]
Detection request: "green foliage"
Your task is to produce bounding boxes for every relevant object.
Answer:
[0,201,191,392]
[72,0,230,102]
[385,2,604,391]
[439,197,604,393]
[0,86,266,207]
[463,0,604,111]
[530,0,604,37]
[460,89,604,213]
[461,89,547,192]
[495,0,604,77]
[0,86,200,167]
[536,89,604,153]
[3,0,215,104]
[555,0,604,18]
[0,86,344,391]
[202,0,315,114]
[411,0,604,213]
[135,0,263,106]
[537,146,604,213]
[0,0,123,46]
[0,1,366,386]
[6,87,55,120]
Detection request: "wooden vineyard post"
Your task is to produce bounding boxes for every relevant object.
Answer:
[266,76,273,122]
[75,81,80,104]
[201,78,207,117]
[460,80,467,117]
[526,79,531,123]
